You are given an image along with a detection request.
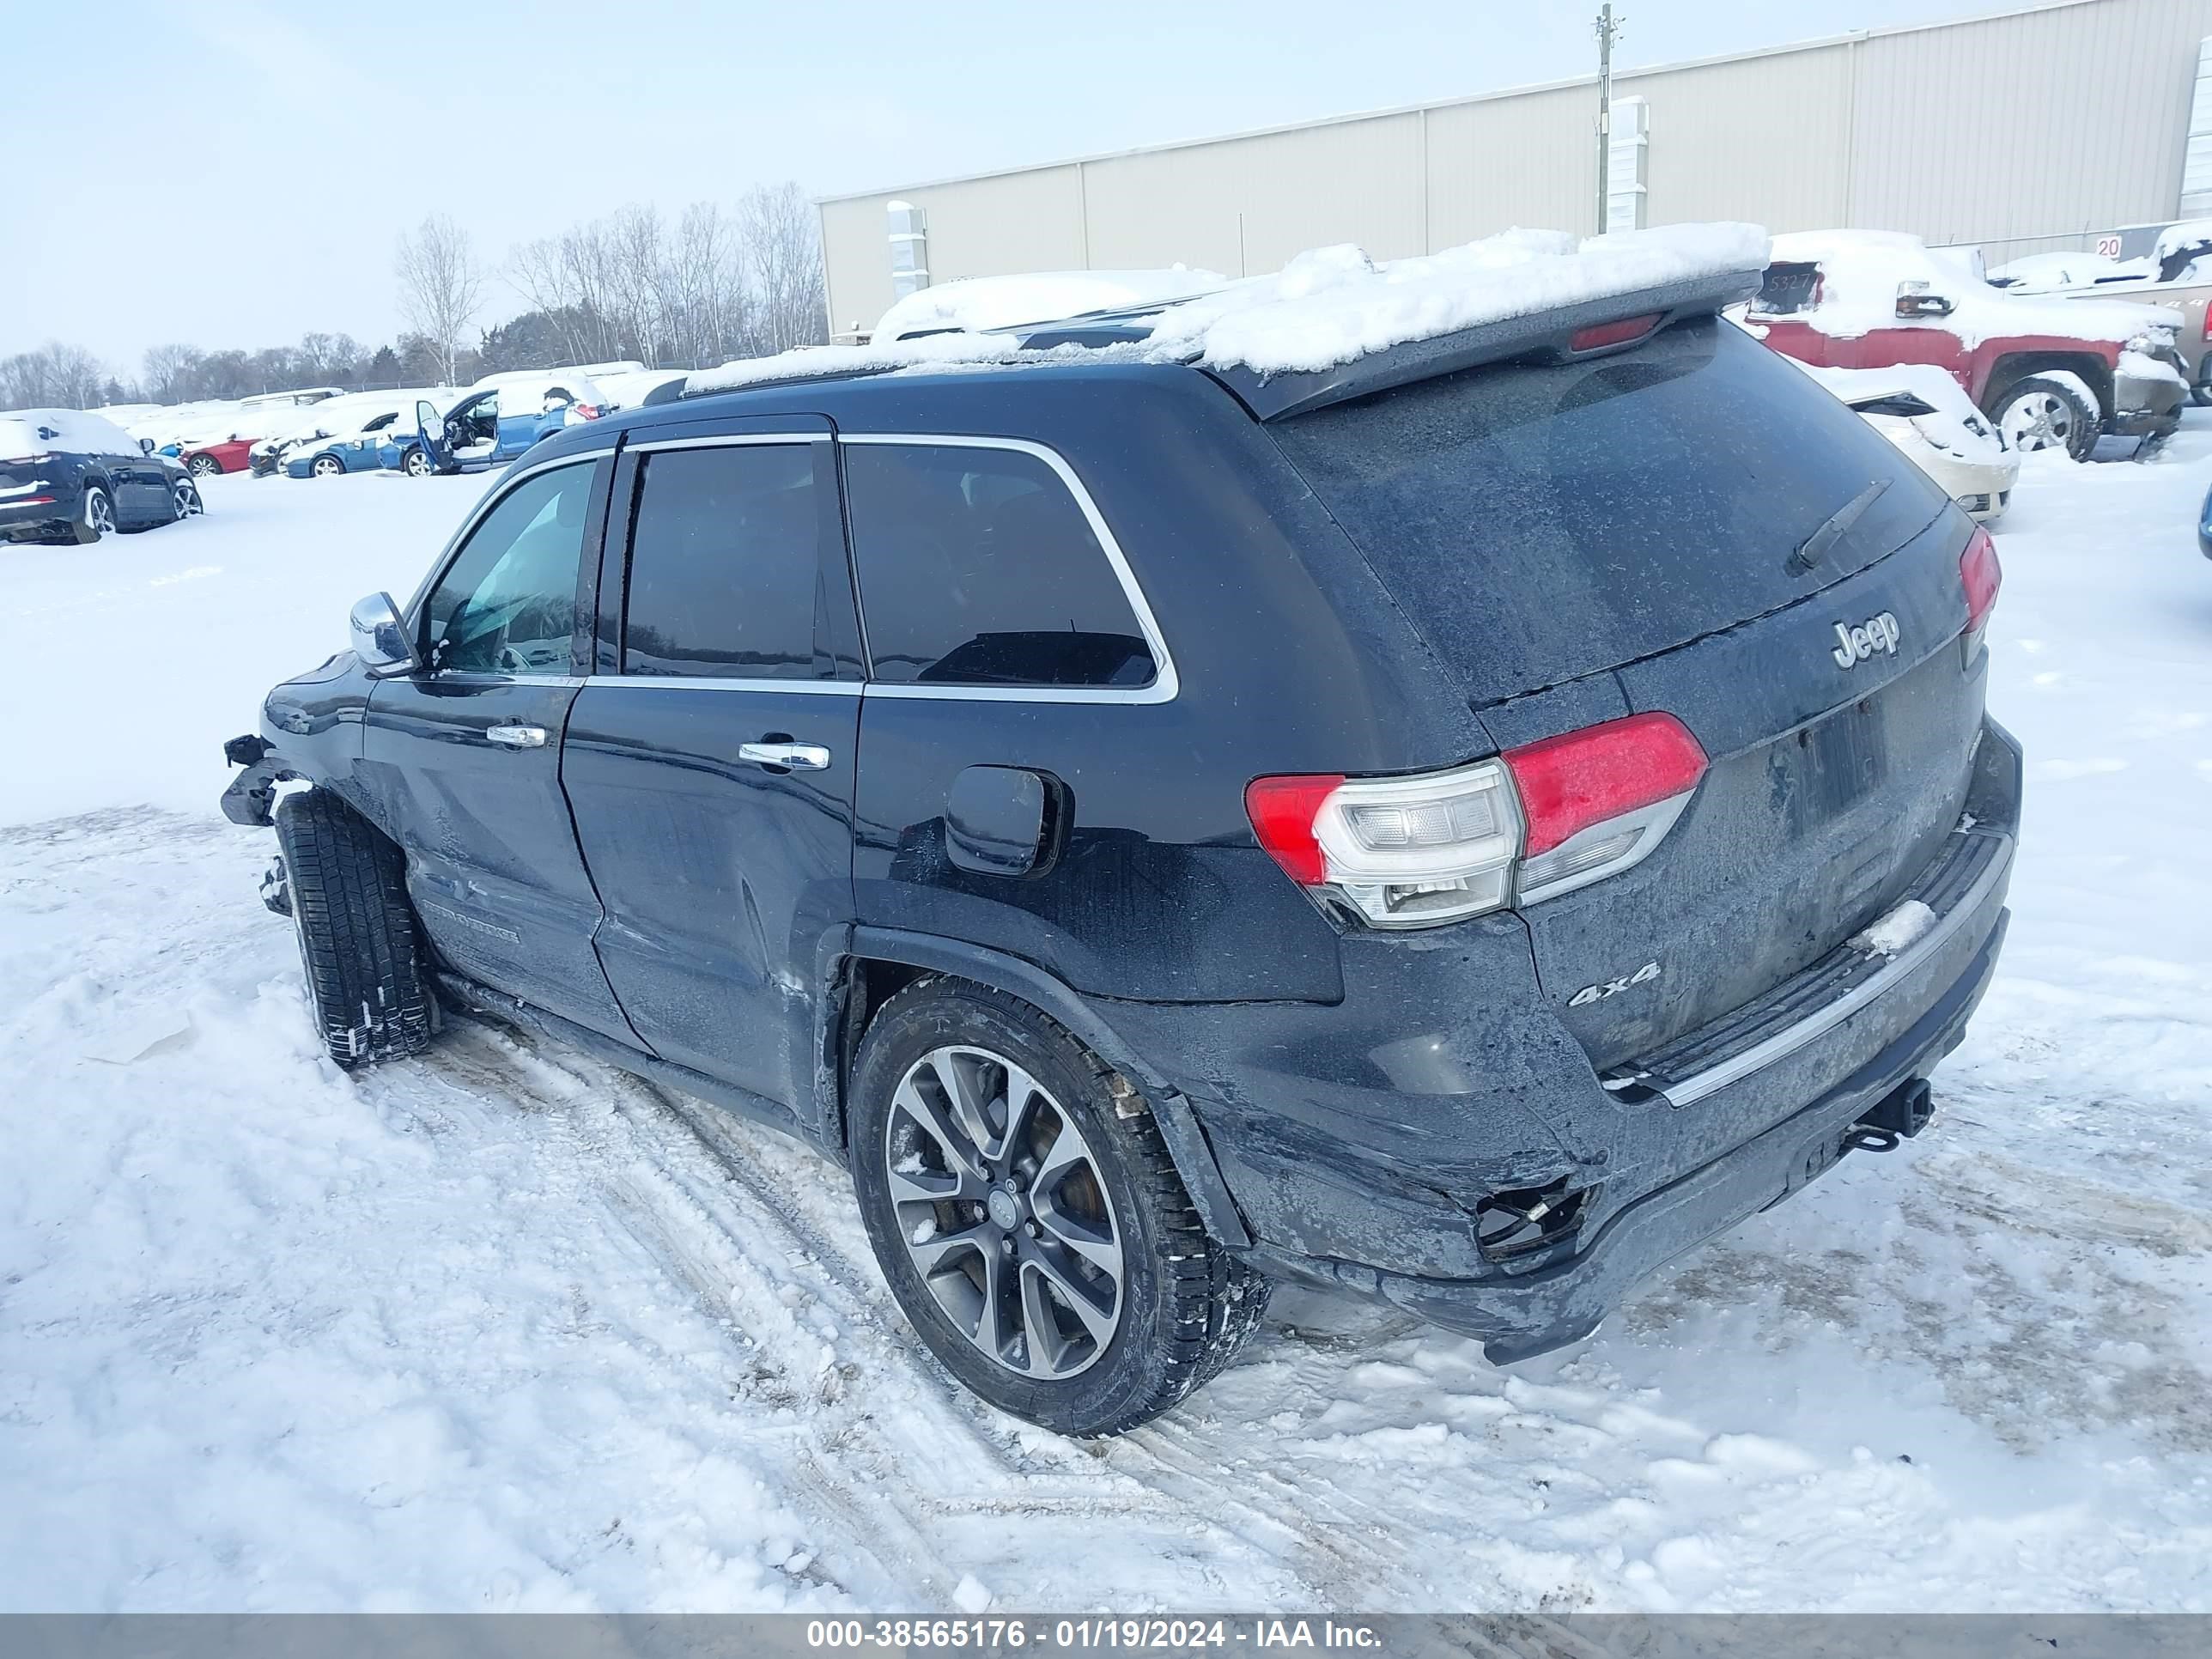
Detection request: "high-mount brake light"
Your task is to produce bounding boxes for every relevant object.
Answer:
[1245,714,1710,927]
[1960,526,2001,659]
[1569,313,1661,352]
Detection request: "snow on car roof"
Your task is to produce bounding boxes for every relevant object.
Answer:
[1765,228,2180,346]
[872,268,1231,343]
[692,222,1773,396]
[0,408,137,455]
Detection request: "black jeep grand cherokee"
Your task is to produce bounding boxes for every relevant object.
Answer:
[222,260,2019,1435]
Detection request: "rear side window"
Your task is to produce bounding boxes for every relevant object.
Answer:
[1269,318,1950,705]
[842,442,1156,690]
[621,443,829,679]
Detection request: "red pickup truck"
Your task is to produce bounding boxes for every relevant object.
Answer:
[1746,230,2188,460]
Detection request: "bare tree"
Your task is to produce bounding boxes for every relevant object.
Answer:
[141,343,203,404]
[395,214,485,385]
[738,183,828,352]
[0,342,108,409]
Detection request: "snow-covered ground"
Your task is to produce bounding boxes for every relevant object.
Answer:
[2,447,2209,1613]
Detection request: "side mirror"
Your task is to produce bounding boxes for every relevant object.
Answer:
[349,592,418,677]
[1895,281,1955,319]
[139,437,155,455]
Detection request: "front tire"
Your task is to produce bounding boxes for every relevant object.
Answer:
[311,455,343,479]
[187,453,222,478]
[848,976,1269,1436]
[401,446,431,477]
[274,790,436,1068]
[1994,376,2099,461]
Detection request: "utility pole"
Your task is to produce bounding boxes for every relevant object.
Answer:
[1595,4,1620,235]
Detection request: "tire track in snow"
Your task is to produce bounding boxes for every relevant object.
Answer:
[392,1015,1328,1607]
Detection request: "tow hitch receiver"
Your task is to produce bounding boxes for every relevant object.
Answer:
[1853,1076,1936,1145]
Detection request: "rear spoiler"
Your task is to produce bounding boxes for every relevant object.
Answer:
[1203,268,1765,421]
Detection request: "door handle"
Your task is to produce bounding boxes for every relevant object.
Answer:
[486,724,549,749]
[738,740,831,771]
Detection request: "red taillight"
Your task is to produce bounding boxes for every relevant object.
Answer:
[574,403,603,420]
[1243,774,1343,886]
[1245,714,1709,927]
[1960,526,2002,636]
[1569,313,1661,353]
[1501,714,1708,859]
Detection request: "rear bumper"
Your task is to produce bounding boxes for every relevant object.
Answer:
[1360,902,2004,1359]
[1103,717,2021,1362]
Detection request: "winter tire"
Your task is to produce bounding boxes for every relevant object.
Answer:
[188,453,222,477]
[402,447,431,478]
[1993,376,2098,461]
[848,975,1270,1436]
[274,789,436,1068]
[171,478,203,520]
[76,485,114,543]
[311,455,343,479]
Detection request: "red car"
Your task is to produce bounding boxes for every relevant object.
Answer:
[1747,230,2189,459]
[175,434,258,477]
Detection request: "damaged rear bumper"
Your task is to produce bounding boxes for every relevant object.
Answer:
[1342,904,2004,1361]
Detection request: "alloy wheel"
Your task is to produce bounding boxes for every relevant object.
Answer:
[2001,392,2073,452]
[189,455,219,477]
[172,480,201,518]
[313,457,342,478]
[404,448,429,477]
[84,489,114,535]
[883,1044,1125,1379]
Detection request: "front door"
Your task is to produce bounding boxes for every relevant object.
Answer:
[561,423,860,1116]
[359,454,638,1044]
[414,399,453,472]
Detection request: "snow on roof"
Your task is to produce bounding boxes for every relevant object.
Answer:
[872,268,1231,343]
[0,408,137,456]
[1766,228,2181,347]
[1140,221,1769,375]
[693,222,1772,396]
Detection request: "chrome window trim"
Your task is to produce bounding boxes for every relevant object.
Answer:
[837,433,1180,706]
[579,675,860,695]
[1649,832,2013,1109]
[628,433,831,453]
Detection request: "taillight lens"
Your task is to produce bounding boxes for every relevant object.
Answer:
[1960,526,2001,658]
[1245,714,1709,927]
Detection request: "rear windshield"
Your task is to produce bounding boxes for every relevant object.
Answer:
[1268,318,1949,705]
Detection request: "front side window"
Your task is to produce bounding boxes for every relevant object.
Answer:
[420,461,597,674]
[842,443,1155,689]
[621,443,827,679]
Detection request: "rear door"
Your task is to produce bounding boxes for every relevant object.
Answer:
[561,418,861,1117]
[359,453,639,1043]
[1269,315,1980,1067]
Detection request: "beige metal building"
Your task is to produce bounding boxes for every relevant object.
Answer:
[820,0,2212,337]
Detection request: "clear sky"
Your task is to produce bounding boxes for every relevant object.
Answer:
[5,0,2029,372]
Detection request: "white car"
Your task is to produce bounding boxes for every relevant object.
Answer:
[1798,362,2020,522]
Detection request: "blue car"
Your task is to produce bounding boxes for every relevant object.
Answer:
[285,410,410,479]
[403,374,607,476]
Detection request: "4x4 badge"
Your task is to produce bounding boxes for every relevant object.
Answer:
[1568,961,1662,1006]
[1832,611,1901,668]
